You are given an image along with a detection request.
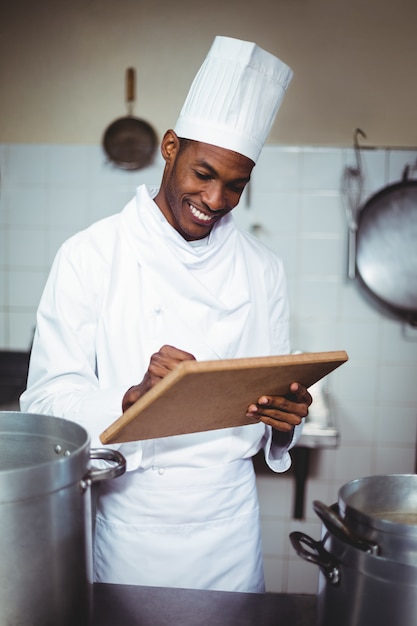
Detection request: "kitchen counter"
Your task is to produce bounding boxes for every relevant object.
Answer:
[92,584,317,625]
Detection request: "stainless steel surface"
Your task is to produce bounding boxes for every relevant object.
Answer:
[342,133,417,323]
[338,474,417,566]
[291,513,417,626]
[93,584,317,626]
[292,473,417,624]
[296,420,339,449]
[354,164,417,325]
[356,178,417,314]
[0,411,126,626]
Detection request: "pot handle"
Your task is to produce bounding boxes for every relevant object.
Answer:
[313,500,379,555]
[84,448,126,484]
[289,531,340,585]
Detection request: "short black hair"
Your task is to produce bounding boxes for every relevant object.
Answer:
[178,137,193,155]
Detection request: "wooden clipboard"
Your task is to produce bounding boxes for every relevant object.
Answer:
[100,350,348,444]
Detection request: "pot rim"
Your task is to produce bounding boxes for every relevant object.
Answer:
[0,411,91,502]
[338,474,417,536]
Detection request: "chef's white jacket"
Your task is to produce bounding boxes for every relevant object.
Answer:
[21,185,303,592]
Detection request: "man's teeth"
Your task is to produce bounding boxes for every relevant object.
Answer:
[190,205,212,222]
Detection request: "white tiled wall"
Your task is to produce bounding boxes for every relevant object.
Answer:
[0,144,165,348]
[1,142,417,593]
[237,144,417,594]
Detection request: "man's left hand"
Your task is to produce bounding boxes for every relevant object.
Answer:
[246,382,312,432]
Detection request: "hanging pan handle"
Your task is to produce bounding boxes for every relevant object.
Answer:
[313,500,379,555]
[126,67,135,114]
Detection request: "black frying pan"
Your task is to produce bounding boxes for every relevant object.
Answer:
[102,68,158,171]
[355,165,417,326]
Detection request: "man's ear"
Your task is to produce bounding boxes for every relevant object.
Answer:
[160,129,180,164]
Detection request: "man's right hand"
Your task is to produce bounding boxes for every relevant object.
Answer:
[122,345,196,412]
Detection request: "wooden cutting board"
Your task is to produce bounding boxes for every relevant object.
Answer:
[100,350,348,444]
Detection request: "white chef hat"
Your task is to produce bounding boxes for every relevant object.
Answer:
[174,36,293,163]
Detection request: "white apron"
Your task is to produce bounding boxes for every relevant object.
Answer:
[94,459,264,592]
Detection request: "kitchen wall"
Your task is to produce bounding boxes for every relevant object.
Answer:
[2,0,417,147]
[1,141,416,593]
[2,0,417,600]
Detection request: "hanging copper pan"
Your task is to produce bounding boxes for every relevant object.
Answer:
[102,67,158,171]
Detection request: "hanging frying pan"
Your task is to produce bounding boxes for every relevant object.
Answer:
[355,164,417,326]
[102,67,158,171]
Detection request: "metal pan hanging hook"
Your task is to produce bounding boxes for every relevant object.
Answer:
[342,128,367,279]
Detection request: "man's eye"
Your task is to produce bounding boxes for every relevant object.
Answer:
[230,185,245,194]
[194,170,211,180]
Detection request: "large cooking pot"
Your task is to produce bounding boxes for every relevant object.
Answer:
[337,473,417,565]
[290,517,417,626]
[0,411,126,626]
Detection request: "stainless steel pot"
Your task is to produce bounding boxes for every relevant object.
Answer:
[338,474,417,566]
[290,521,417,626]
[0,411,126,626]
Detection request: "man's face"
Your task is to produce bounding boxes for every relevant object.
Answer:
[155,132,254,241]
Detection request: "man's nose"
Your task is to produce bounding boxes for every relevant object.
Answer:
[204,183,227,212]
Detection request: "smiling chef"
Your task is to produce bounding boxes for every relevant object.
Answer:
[21,35,311,592]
